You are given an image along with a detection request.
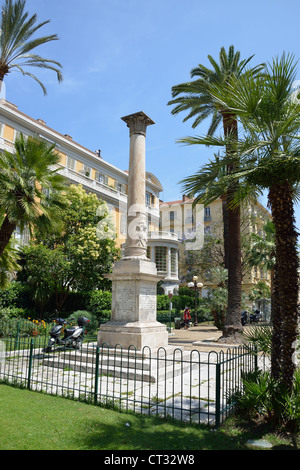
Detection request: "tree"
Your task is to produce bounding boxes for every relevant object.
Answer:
[169,46,264,343]
[20,243,69,314]
[0,134,66,257]
[0,0,62,93]
[26,184,120,311]
[200,53,299,391]
[246,220,276,319]
[206,267,228,330]
[0,236,20,287]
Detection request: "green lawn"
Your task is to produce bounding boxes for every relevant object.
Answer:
[0,384,298,451]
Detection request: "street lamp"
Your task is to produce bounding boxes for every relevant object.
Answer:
[188,276,203,326]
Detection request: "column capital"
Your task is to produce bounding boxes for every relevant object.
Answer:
[121,111,155,137]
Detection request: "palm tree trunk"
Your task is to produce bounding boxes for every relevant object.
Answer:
[219,112,243,342]
[221,194,229,270]
[220,188,243,341]
[268,182,299,391]
[269,267,275,323]
[0,216,17,257]
[270,261,282,380]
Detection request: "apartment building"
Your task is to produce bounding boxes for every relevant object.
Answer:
[0,99,180,293]
[159,194,272,307]
[0,99,164,245]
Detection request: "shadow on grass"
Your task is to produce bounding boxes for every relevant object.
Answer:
[71,414,248,451]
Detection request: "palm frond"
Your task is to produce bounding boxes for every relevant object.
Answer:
[0,0,63,88]
[168,45,263,134]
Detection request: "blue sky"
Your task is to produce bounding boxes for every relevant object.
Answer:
[3,0,300,230]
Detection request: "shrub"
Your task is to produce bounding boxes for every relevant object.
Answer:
[0,315,49,338]
[85,291,112,320]
[0,282,33,310]
[157,295,170,311]
[172,295,194,311]
[157,310,176,323]
[243,325,273,354]
[0,307,28,319]
[178,286,194,297]
[98,309,111,323]
[232,369,300,431]
[91,290,112,309]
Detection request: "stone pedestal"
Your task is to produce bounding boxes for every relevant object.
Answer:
[98,259,168,350]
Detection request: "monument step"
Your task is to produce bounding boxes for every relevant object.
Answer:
[42,348,197,383]
[81,343,185,359]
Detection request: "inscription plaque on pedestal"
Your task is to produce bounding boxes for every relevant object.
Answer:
[114,283,135,322]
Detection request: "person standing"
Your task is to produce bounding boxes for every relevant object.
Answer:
[183,307,191,330]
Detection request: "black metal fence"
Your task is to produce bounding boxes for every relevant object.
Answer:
[0,336,268,427]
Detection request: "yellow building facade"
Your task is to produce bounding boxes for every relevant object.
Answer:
[159,194,272,307]
[0,99,162,248]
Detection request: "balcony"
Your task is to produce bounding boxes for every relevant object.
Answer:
[148,231,178,242]
[57,165,128,205]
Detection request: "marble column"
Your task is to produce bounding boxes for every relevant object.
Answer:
[121,112,154,260]
[97,112,169,351]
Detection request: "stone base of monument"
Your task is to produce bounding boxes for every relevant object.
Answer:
[98,321,169,350]
[97,258,169,350]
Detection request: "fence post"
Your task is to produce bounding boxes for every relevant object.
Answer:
[27,339,34,390]
[94,346,100,405]
[215,362,221,428]
[15,320,20,350]
[254,344,258,371]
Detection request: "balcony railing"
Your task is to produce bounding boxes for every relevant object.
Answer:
[148,231,179,241]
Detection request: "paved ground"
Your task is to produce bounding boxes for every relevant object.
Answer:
[168,323,245,351]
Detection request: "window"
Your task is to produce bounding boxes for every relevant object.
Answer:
[146,192,151,207]
[204,207,211,221]
[82,164,91,177]
[14,129,28,142]
[66,156,76,170]
[155,246,167,272]
[171,248,177,275]
[115,181,122,192]
[95,171,104,183]
[170,210,176,221]
[14,130,21,141]
[78,164,91,177]
[185,208,193,224]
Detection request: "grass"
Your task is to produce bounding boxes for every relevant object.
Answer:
[0,384,299,450]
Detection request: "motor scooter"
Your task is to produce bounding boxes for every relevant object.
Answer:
[241,310,248,326]
[45,316,90,353]
[250,310,261,323]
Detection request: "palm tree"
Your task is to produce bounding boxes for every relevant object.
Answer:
[0,134,66,256]
[247,220,276,321]
[0,235,20,287]
[200,53,300,391]
[0,0,62,94]
[168,46,264,343]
